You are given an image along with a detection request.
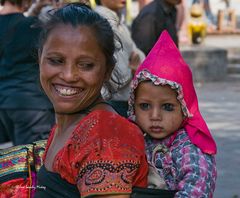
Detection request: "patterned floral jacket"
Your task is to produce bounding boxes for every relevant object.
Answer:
[145,128,217,198]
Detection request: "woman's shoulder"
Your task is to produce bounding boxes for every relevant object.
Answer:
[88,109,139,127]
[82,109,145,144]
[70,110,146,162]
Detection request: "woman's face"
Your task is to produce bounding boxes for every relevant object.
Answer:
[39,24,109,114]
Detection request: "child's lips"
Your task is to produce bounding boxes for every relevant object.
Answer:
[150,126,163,133]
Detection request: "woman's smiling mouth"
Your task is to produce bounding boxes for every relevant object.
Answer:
[54,84,83,97]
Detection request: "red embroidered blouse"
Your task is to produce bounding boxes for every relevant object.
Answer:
[43,110,148,197]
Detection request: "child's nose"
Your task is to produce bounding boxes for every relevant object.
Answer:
[150,108,162,120]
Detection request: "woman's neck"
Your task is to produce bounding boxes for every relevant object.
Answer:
[55,113,85,135]
[0,2,23,15]
[55,96,106,134]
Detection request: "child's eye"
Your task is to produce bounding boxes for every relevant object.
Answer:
[47,57,64,65]
[139,103,151,111]
[162,103,174,111]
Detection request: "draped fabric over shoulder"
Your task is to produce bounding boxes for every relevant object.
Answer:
[35,110,148,197]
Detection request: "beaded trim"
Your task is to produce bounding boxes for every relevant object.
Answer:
[128,70,192,120]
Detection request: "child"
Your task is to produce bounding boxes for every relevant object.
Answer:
[128,30,217,197]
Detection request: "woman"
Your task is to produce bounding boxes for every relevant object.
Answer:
[34,3,148,197]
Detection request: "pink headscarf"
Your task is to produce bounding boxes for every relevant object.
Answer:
[128,30,217,155]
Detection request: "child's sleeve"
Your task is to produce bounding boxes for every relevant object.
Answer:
[172,143,217,198]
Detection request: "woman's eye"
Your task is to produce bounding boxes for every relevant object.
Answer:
[78,62,94,70]
[47,57,64,65]
[162,103,174,111]
[139,103,151,111]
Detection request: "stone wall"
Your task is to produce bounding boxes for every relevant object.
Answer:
[181,46,228,82]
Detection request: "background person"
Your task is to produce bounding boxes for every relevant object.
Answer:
[27,0,91,21]
[131,0,181,55]
[137,0,152,10]
[0,0,55,145]
[94,0,145,118]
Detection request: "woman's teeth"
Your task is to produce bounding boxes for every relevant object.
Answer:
[55,87,81,96]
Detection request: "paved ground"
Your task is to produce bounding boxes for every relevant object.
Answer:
[192,14,240,198]
[195,79,240,198]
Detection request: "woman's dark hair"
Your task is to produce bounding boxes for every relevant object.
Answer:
[1,0,23,6]
[38,3,122,99]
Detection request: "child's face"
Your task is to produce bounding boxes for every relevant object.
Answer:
[134,81,184,139]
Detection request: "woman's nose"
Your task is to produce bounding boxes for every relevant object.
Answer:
[60,65,79,82]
